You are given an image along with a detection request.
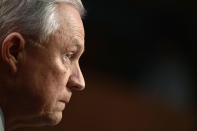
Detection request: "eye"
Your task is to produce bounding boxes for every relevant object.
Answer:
[63,52,75,63]
[67,53,74,59]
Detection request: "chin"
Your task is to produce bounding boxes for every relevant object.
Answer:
[42,111,63,126]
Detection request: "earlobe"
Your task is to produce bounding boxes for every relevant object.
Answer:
[1,32,25,73]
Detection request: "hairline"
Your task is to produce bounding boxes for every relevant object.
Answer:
[40,0,86,44]
[0,0,86,45]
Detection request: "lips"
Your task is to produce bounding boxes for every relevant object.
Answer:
[57,101,66,111]
[60,95,71,104]
[59,91,72,105]
[59,100,68,104]
[58,95,71,111]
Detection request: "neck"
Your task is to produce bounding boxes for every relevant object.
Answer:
[0,99,23,131]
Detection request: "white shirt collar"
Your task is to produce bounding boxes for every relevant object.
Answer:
[0,106,5,131]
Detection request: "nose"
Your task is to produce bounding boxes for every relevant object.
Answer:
[67,64,85,91]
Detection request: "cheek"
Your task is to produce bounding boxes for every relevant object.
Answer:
[19,52,71,109]
[38,61,70,103]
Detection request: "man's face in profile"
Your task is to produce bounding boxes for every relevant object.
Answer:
[7,3,85,126]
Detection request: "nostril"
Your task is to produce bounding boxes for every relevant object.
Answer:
[70,84,85,91]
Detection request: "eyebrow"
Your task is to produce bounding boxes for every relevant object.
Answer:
[71,39,85,54]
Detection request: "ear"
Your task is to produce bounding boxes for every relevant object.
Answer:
[1,32,25,73]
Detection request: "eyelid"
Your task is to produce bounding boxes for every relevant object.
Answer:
[67,52,75,59]
[63,45,82,60]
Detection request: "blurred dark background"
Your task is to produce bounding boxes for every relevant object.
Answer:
[17,0,197,131]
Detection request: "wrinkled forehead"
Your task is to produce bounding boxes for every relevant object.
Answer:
[55,3,85,38]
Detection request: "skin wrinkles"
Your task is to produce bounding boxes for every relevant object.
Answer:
[50,4,85,64]
[0,3,85,131]
[55,3,84,38]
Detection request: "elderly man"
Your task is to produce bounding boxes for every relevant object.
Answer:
[0,0,86,131]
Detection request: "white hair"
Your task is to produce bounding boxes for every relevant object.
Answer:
[0,0,85,44]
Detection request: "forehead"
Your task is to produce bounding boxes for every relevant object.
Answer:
[55,3,85,40]
[42,3,85,52]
